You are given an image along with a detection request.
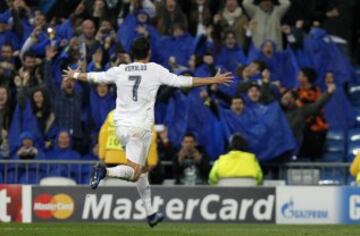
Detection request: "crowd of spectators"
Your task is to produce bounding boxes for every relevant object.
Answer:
[0,0,359,184]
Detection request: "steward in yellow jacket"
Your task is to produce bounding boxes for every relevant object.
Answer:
[350,153,360,184]
[209,133,263,185]
[98,110,158,169]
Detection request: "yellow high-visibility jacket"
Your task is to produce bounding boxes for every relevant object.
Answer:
[209,150,263,185]
[350,153,360,183]
[98,110,158,168]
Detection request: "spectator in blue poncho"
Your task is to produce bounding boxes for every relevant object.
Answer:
[215,30,247,73]
[20,11,51,58]
[88,83,116,136]
[157,0,188,35]
[0,13,19,50]
[10,131,44,184]
[0,44,19,85]
[158,23,195,69]
[44,130,81,178]
[118,9,160,56]
[29,87,56,146]
[79,19,101,63]
[94,19,118,61]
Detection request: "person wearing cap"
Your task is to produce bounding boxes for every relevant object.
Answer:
[209,133,263,185]
[242,0,291,50]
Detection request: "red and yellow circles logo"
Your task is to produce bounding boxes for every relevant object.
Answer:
[33,193,74,220]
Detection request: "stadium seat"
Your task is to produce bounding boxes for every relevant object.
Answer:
[40,177,77,186]
[346,141,360,161]
[349,85,360,106]
[322,152,344,162]
[327,128,345,141]
[217,178,257,186]
[348,128,360,142]
[319,168,345,185]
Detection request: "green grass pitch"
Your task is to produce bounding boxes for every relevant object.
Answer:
[1,223,360,236]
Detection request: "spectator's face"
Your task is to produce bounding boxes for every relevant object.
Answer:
[325,72,334,85]
[34,13,46,28]
[137,13,148,23]
[225,33,236,48]
[225,0,238,12]
[0,87,8,106]
[82,20,96,39]
[203,55,214,65]
[182,136,196,150]
[99,20,113,33]
[61,78,76,94]
[166,0,176,12]
[23,56,36,71]
[58,132,70,149]
[248,62,260,76]
[1,45,13,60]
[33,90,44,108]
[261,41,274,57]
[231,98,244,114]
[281,91,295,107]
[173,27,185,37]
[248,86,261,102]
[96,83,109,97]
[259,0,273,12]
[297,71,309,87]
[22,138,33,148]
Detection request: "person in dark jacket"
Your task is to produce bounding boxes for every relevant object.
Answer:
[280,82,336,154]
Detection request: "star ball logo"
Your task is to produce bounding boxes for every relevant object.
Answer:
[33,193,75,220]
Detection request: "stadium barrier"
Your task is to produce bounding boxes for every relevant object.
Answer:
[0,160,352,185]
[0,185,359,224]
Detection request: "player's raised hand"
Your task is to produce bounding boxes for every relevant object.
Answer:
[213,69,234,86]
[62,66,79,81]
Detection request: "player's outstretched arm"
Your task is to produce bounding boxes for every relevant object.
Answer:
[62,67,116,84]
[62,67,90,83]
[192,69,234,87]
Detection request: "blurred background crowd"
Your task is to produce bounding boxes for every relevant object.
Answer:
[0,0,360,185]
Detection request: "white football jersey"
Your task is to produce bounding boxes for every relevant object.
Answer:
[88,62,193,130]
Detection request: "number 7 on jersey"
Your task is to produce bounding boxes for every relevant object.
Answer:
[129,76,142,102]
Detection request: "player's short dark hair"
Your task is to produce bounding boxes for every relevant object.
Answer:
[301,67,317,84]
[131,37,150,60]
[229,133,249,152]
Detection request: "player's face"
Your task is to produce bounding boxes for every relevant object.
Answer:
[248,87,261,103]
[182,136,196,150]
[58,132,71,149]
[231,98,244,114]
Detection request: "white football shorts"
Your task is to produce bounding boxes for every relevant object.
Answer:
[115,125,152,166]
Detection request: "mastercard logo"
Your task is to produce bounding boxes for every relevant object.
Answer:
[33,193,74,220]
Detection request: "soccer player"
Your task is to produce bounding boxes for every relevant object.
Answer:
[62,37,233,227]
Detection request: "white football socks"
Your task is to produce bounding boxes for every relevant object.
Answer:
[107,165,135,181]
[136,173,156,216]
